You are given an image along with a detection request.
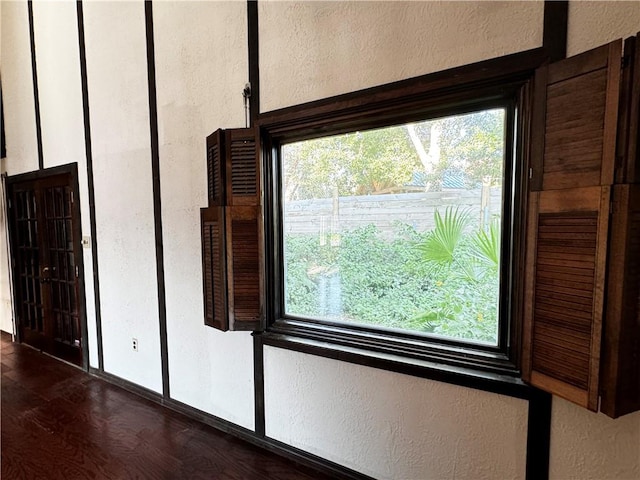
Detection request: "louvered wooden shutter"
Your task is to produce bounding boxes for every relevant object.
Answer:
[615,34,640,184]
[225,128,263,330]
[207,130,225,206]
[226,206,263,331]
[226,128,260,206]
[600,34,640,418]
[601,184,640,417]
[523,40,622,411]
[201,206,228,331]
[202,127,263,331]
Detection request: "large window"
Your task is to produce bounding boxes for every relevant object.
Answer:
[282,109,507,345]
[259,51,545,382]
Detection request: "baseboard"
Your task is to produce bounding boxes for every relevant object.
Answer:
[89,368,374,480]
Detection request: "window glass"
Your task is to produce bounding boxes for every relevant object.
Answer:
[282,108,505,345]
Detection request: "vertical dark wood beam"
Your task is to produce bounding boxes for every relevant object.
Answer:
[253,332,265,437]
[1,79,6,159]
[76,0,104,371]
[247,0,260,125]
[145,0,170,398]
[27,0,44,170]
[526,389,552,480]
[247,0,265,437]
[543,1,568,62]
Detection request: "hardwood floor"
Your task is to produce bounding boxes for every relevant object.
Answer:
[1,333,331,479]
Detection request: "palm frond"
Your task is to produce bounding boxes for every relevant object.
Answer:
[471,218,501,269]
[417,207,471,267]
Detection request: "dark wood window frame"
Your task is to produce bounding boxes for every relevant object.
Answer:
[258,48,549,399]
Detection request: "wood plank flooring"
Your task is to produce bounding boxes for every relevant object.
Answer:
[1,333,331,479]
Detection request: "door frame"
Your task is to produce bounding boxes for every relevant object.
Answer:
[5,163,89,370]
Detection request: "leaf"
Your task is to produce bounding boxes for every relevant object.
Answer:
[416,207,471,267]
[471,218,501,269]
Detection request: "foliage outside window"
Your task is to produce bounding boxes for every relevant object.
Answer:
[282,109,506,345]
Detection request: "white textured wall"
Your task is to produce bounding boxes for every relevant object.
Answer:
[31,0,99,367]
[1,0,38,176]
[32,1,84,170]
[153,1,254,429]
[264,347,528,480]
[549,4,640,479]
[549,398,640,480]
[567,1,640,57]
[259,1,544,111]
[0,0,37,334]
[83,1,162,392]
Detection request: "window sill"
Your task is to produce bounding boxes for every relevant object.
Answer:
[259,320,533,400]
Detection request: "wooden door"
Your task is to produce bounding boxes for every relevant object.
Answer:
[8,172,83,366]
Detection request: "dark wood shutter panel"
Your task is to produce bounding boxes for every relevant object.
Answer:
[201,207,228,331]
[601,184,640,417]
[206,130,225,206]
[524,41,623,411]
[226,206,263,331]
[202,127,263,332]
[226,128,260,206]
[615,34,640,184]
[530,40,621,191]
[523,187,610,410]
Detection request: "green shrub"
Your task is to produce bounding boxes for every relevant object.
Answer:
[284,213,499,344]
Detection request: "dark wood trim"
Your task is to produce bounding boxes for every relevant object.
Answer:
[68,164,90,370]
[27,0,43,170]
[252,332,265,437]
[258,47,547,138]
[525,389,552,480]
[1,78,6,159]
[267,316,519,376]
[76,0,104,371]
[263,334,533,401]
[5,164,81,187]
[90,367,374,480]
[144,0,170,398]
[247,0,260,124]
[89,367,164,403]
[543,1,568,62]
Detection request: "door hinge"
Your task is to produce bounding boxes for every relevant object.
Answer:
[75,265,79,278]
[529,168,533,179]
[71,191,74,204]
[7,198,11,209]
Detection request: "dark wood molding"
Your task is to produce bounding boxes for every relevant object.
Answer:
[89,367,375,480]
[526,389,552,480]
[89,367,164,403]
[5,163,78,186]
[76,0,104,371]
[258,47,547,140]
[253,332,265,437]
[27,0,44,170]
[69,163,90,371]
[543,1,568,62]
[247,0,260,124]
[1,78,6,159]
[262,333,533,400]
[144,0,170,398]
